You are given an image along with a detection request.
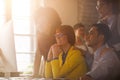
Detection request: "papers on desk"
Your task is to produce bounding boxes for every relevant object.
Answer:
[0,72,21,77]
[0,77,70,80]
[0,72,70,80]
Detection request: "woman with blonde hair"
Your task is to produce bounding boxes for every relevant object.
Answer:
[45,25,87,80]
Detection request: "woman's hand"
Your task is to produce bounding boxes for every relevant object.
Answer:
[47,47,53,61]
[51,44,62,59]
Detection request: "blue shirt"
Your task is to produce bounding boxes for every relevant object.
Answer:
[98,15,120,51]
[87,45,120,80]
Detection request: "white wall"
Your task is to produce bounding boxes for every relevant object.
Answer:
[45,0,78,26]
[44,0,98,27]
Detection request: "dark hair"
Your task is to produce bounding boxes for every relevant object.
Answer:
[34,7,61,24]
[73,23,85,30]
[99,0,120,14]
[91,23,111,44]
[34,7,62,35]
[34,7,61,58]
[56,25,75,45]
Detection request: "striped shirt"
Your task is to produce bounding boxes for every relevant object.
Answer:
[87,45,120,80]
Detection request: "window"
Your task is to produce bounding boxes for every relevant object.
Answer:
[12,0,36,72]
[0,0,5,27]
[0,0,44,72]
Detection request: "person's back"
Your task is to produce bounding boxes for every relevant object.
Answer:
[33,7,61,77]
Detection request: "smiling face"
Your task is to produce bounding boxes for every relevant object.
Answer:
[55,32,68,46]
[87,26,102,48]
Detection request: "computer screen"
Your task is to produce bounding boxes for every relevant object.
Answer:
[0,21,17,72]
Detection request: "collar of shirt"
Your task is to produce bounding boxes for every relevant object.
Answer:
[94,45,106,60]
[106,15,115,29]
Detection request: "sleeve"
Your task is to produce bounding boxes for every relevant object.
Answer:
[87,52,112,80]
[45,61,53,78]
[51,50,87,78]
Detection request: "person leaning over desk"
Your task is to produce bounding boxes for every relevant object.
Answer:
[33,7,62,77]
[45,25,88,80]
[96,0,120,57]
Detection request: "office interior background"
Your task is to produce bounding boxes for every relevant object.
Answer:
[0,0,99,73]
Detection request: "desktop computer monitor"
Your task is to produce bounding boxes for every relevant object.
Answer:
[0,21,17,72]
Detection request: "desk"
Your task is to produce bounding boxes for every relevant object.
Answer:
[0,72,21,77]
[0,77,70,80]
[0,72,70,80]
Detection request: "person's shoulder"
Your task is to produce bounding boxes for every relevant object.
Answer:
[100,47,113,56]
[72,46,83,51]
[71,46,85,55]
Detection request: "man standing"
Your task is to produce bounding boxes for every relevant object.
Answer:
[96,0,120,54]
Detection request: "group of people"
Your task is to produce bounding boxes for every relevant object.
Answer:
[32,0,120,80]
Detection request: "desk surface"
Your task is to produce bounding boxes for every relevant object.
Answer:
[0,72,70,80]
[0,77,70,80]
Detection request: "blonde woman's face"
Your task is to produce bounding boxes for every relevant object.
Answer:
[55,32,68,46]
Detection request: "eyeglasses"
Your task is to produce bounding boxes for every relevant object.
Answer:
[55,33,65,38]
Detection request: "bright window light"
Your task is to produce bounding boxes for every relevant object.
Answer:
[12,0,44,72]
[0,0,5,27]
[40,0,45,7]
[0,0,5,16]
[12,0,35,72]
[12,0,30,16]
